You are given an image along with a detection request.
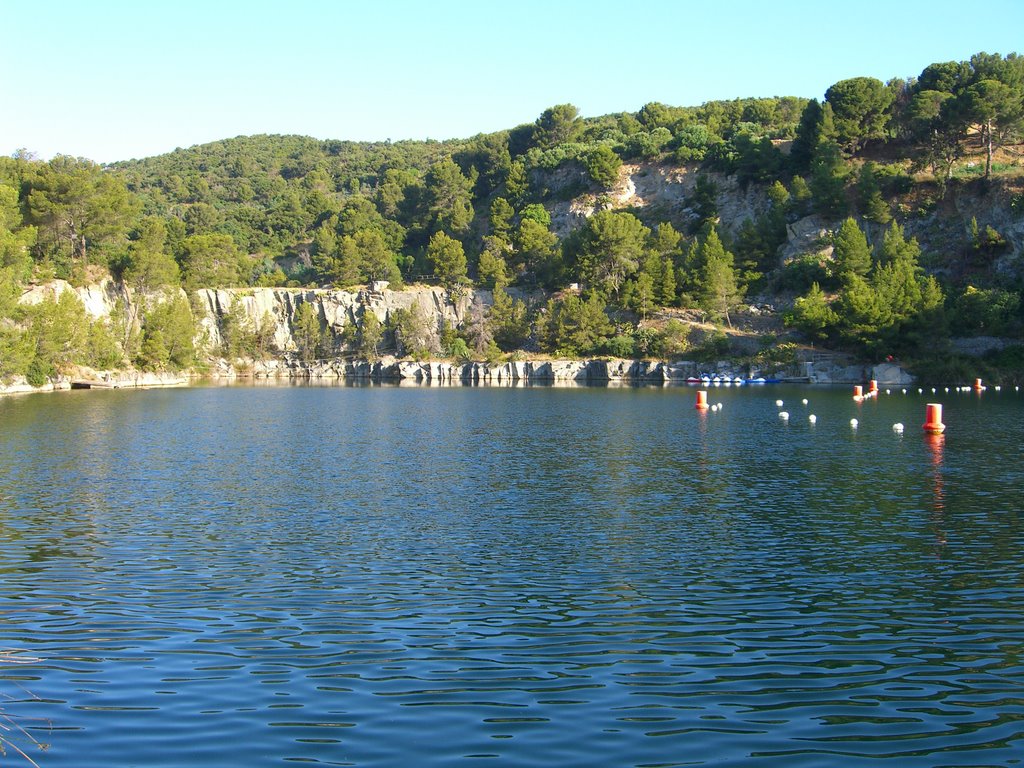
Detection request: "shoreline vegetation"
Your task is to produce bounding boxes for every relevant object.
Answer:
[2,52,1023,394]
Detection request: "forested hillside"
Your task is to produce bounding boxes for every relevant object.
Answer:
[2,51,1023,384]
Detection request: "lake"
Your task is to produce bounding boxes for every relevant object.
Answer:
[1,382,1022,767]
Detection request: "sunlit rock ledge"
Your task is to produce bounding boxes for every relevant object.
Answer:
[229,358,683,384]
[1,357,915,397]
[209,357,914,386]
[0,371,188,396]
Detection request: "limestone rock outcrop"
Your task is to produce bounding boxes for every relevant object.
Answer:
[191,285,476,355]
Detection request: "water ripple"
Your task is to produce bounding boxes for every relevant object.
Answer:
[1,385,1022,767]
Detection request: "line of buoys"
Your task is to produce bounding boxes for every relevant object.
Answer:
[923,403,945,434]
[695,390,709,410]
[853,384,878,402]
[750,393,961,441]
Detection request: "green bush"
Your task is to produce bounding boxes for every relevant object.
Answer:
[602,334,636,358]
[777,254,832,293]
[26,357,51,387]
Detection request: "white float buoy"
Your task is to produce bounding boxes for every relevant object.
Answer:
[902,388,907,394]
[802,398,809,405]
[850,418,859,429]
[885,389,891,395]
[918,388,923,394]
[776,399,784,407]
[808,414,817,424]
[995,385,1001,391]
[779,411,789,420]
[892,423,904,434]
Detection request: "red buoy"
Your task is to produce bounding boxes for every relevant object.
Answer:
[923,403,945,433]
[974,377,984,391]
[869,379,879,393]
[853,385,863,398]
[695,390,709,410]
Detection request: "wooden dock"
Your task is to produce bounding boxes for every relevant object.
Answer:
[70,376,188,390]
[71,379,119,389]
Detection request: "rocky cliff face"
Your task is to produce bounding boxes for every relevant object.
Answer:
[544,160,1024,279]
[15,278,908,386]
[547,164,769,240]
[191,285,477,355]
[18,279,481,358]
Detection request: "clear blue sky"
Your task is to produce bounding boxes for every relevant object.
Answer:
[3,0,1022,164]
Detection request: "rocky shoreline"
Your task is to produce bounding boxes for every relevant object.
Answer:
[0,371,188,396]
[1,357,916,397]
[217,356,915,386]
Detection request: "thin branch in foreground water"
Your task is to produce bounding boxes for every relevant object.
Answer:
[1,651,50,768]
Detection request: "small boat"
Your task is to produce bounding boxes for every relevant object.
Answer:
[685,376,702,384]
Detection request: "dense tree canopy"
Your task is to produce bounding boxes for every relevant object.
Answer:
[1,50,1022,382]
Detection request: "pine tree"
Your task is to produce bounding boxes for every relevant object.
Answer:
[489,198,515,241]
[786,282,838,342]
[358,310,383,361]
[488,287,529,351]
[477,236,510,290]
[659,254,678,307]
[695,227,743,327]
[875,221,920,266]
[832,218,872,283]
[857,162,891,229]
[426,232,469,299]
[293,301,323,362]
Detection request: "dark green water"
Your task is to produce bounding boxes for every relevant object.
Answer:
[1,383,1022,767]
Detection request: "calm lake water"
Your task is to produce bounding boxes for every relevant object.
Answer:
[1,382,1022,767]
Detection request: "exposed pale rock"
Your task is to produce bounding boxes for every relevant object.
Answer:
[871,363,916,386]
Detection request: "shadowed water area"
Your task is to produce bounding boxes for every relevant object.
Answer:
[1,383,1022,767]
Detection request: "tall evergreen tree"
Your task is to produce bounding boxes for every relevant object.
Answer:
[832,218,873,283]
[809,106,848,218]
[426,232,469,299]
[695,227,743,327]
[575,210,649,298]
